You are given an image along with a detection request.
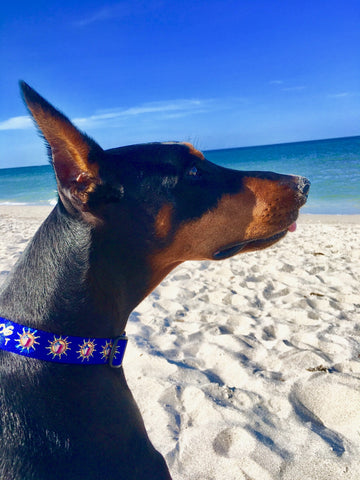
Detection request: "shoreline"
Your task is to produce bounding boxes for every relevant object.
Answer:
[298,213,360,224]
[1,205,359,224]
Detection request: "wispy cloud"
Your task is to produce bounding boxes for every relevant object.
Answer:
[74,5,127,27]
[282,85,306,92]
[0,116,32,131]
[0,99,211,131]
[74,1,163,27]
[74,99,209,128]
[269,80,306,92]
[327,92,350,99]
[269,80,284,85]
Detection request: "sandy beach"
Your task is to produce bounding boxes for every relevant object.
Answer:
[0,205,359,480]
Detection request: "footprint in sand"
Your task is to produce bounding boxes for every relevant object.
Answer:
[290,373,360,455]
[213,427,256,458]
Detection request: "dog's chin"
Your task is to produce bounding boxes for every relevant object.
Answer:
[212,228,292,261]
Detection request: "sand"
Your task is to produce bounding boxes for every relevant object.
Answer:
[1,205,359,479]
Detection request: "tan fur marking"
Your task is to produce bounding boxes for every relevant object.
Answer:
[242,176,296,239]
[182,142,205,160]
[155,204,173,238]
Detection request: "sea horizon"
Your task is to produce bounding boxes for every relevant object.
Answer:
[0,135,359,214]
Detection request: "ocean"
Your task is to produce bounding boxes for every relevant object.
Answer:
[0,136,359,214]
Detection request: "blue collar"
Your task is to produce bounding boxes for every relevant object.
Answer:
[0,316,127,368]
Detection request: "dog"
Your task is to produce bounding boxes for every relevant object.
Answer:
[0,82,309,479]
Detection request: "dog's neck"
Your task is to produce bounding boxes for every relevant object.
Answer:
[0,203,151,338]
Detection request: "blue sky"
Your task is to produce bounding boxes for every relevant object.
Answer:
[0,0,359,168]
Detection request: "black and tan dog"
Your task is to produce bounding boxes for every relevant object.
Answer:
[0,83,309,479]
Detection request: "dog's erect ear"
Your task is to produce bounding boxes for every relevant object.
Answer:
[20,81,103,211]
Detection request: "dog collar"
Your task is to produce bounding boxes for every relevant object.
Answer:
[0,316,127,368]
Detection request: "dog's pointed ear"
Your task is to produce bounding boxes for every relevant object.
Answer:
[20,81,103,211]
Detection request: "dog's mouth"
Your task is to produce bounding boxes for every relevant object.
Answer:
[212,222,297,260]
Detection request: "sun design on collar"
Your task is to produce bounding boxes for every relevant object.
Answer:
[101,341,112,361]
[16,328,40,353]
[77,340,96,362]
[47,336,71,359]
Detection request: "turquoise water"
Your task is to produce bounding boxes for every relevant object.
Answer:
[0,136,359,214]
[0,164,57,206]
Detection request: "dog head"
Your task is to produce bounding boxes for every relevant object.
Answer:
[20,82,309,294]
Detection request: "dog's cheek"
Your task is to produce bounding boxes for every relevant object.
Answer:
[154,204,174,239]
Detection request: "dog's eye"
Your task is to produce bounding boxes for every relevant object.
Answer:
[188,166,199,177]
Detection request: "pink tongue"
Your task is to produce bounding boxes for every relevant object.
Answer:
[288,222,297,233]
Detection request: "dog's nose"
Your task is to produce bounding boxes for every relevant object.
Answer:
[280,175,310,198]
[289,175,310,207]
[296,176,311,196]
